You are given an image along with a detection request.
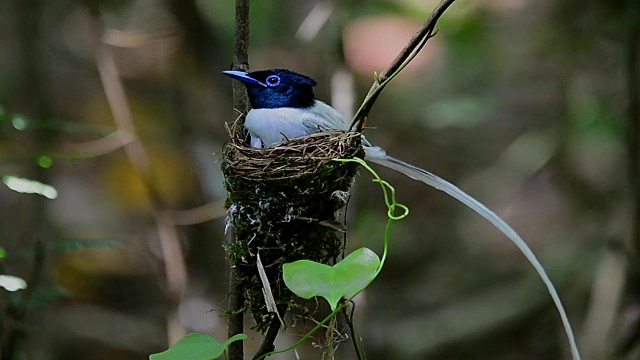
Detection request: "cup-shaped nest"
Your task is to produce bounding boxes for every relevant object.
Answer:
[221,122,364,331]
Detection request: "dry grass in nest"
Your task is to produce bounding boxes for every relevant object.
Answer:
[221,119,365,331]
[223,121,364,181]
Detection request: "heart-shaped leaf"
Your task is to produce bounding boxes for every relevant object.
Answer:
[283,247,380,310]
[149,333,247,360]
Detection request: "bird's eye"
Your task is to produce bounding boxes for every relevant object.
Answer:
[265,75,281,87]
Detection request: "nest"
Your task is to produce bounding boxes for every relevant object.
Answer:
[221,120,364,331]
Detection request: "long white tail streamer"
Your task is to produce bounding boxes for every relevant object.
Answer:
[364,146,581,360]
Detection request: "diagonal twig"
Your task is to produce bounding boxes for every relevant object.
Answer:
[350,0,457,132]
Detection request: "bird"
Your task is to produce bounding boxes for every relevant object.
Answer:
[223,68,580,360]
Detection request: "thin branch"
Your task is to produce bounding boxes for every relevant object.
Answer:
[252,305,288,360]
[342,301,365,360]
[59,130,134,158]
[231,0,250,120]
[380,0,454,82]
[166,200,227,225]
[226,260,244,360]
[350,0,457,131]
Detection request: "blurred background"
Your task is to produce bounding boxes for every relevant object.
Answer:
[1,0,639,359]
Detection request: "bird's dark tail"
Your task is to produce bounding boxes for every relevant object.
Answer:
[364,146,581,360]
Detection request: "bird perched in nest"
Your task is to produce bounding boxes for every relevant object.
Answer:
[222,68,581,360]
[222,68,429,180]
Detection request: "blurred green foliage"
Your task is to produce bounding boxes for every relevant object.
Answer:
[0,0,636,359]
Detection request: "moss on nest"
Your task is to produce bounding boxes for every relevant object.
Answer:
[221,122,363,332]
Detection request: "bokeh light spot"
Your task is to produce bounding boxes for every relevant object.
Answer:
[38,155,53,168]
[11,115,28,130]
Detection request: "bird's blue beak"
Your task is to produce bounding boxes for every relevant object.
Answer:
[222,70,267,87]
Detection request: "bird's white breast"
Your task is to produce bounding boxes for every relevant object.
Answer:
[245,101,348,148]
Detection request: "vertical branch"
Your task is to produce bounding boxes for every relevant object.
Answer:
[232,0,250,117]
[227,1,250,360]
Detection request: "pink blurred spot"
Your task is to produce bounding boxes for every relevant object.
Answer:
[343,16,441,77]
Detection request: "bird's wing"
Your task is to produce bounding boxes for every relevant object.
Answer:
[301,100,349,133]
[249,134,263,148]
[245,101,350,148]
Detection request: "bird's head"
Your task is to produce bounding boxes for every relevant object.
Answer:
[222,69,317,109]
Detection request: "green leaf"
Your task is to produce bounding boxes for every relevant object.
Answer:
[283,247,381,310]
[149,333,247,360]
[0,247,6,259]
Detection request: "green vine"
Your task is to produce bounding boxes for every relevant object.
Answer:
[257,157,408,360]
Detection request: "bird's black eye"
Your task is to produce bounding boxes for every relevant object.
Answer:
[265,75,281,87]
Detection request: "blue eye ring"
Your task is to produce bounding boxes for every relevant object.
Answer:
[265,75,281,87]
